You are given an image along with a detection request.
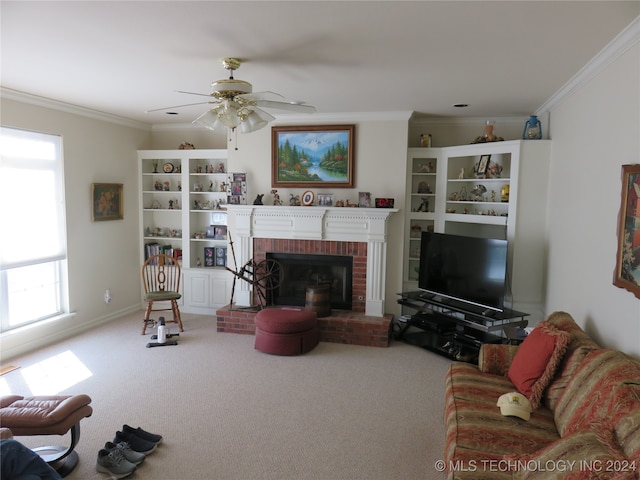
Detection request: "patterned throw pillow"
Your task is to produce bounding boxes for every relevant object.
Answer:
[507,322,569,409]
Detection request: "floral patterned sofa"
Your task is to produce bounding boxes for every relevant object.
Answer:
[444,311,640,479]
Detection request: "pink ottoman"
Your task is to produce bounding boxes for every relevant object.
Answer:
[254,307,320,355]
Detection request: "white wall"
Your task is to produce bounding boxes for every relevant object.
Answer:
[546,44,640,358]
[1,98,150,360]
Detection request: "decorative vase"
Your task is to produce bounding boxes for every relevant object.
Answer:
[483,121,497,142]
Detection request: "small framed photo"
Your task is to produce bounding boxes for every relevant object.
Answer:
[317,194,333,206]
[204,247,215,267]
[214,225,227,240]
[359,192,371,208]
[205,225,215,238]
[477,155,491,177]
[215,247,227,267]
[231,181,243,196]
[302,190,315,206]
[91,183,123,221]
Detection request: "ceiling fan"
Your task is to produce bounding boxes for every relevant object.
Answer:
[147,58,316,133]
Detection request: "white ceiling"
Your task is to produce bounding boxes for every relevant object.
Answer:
[1,1,638,126]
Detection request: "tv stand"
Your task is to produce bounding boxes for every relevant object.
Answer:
[396,291,529,363]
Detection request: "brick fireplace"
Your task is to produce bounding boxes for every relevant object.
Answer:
[223,205,397,316]
[216,206,398,347]
[254,238,366,312]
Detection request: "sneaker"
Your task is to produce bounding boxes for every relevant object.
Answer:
[123,424,163,444]
[114,430,156,455]
[105,441,145,465]
[96,448,137,479]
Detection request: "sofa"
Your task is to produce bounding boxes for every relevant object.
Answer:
[444,311,640,479]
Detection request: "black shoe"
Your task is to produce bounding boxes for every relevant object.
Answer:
[114,430,156,455]
[123,424,163,444]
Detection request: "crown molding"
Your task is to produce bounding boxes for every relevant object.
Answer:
[536,15,640,115]
[272,111,413,124]
[0,87,151,131]
[152,111,413,132]
[409,116,527,126]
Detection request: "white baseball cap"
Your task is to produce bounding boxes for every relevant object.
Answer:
[497,392,532,421]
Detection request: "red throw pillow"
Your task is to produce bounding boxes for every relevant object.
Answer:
[507,321,569,409]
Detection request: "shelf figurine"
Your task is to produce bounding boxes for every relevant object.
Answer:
[271,189,282,206]
[416,198,429,212]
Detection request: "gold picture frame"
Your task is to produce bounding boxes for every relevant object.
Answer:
[272,125,355,188]
[613,164,640,298]
[92,183,123,221]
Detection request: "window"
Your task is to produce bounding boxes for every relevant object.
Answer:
[0,127,68,331]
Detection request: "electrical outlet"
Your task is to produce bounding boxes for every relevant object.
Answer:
[104,289,112,304]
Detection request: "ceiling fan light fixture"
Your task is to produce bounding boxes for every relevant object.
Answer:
[193,101,272,133]
[238,109,271,134]
[193,109,225,131]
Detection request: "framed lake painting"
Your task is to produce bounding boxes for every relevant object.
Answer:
[272,125,355,188]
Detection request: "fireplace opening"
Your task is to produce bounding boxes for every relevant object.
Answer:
[266,253,353,310]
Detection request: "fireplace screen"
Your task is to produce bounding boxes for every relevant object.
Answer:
[266,253,353,310]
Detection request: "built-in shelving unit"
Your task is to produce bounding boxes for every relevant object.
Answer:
[138,149,234,314]
[404,140,551,321]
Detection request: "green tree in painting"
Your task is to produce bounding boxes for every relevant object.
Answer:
[319,141,348,173]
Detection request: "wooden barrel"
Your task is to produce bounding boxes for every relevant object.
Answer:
[305,285,331,317]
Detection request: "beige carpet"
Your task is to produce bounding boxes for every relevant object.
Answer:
[2,311,450,480]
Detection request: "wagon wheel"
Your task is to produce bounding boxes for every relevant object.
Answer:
[254,259,284,292]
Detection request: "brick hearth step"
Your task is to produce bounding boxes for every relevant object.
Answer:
[216,306,393,348]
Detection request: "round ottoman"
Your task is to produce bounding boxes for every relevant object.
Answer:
[254,307,320,355]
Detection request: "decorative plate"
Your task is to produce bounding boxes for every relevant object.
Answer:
[302,190,314,206]
[163,163,175,173]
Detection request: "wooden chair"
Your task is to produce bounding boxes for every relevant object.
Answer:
[141,254,183,334]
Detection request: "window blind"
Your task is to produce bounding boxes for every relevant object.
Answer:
[0,127,67,270]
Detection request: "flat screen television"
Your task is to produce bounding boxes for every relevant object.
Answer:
[418,231,508,313]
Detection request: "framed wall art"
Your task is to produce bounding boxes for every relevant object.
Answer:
[91,183,123,221]
[613,164,640,299]
[272,125,355,188]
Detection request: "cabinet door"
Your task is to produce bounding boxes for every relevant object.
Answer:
[185,271,210,308]
[210,275,230,308]
[183,269,232,311]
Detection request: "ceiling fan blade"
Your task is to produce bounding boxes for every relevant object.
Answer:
[253,100,316,113]
[236,91,284,103]
[253,107,276,122]
[175,90,214,98]
[145,100,217,113]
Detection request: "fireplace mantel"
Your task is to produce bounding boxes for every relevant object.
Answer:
[226,206,398,316]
